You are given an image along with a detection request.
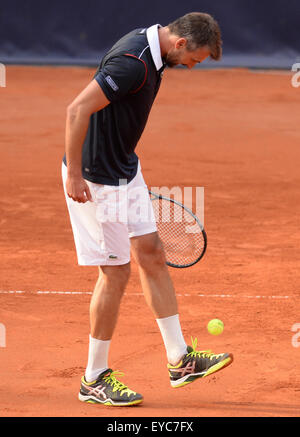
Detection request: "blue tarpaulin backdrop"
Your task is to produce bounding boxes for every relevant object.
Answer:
[0,0,299,68]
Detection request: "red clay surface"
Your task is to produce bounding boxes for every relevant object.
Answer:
[0,66,300,417]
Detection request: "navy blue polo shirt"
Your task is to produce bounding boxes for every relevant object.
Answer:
[63,25,165,185]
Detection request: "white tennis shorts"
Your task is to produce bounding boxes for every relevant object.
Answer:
[62,162,157,266]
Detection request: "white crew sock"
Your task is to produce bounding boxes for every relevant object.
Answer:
[156,314,187,365]
[85,335,111,382]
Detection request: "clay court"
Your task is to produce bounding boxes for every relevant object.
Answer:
[0,65,299,417]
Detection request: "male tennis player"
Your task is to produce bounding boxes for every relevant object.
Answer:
[62,12,233,406]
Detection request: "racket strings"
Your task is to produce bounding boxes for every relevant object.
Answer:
[152,198,205,266]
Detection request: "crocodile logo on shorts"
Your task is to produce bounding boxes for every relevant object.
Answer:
[108,254,118,259]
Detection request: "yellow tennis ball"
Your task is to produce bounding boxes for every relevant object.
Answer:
[207,319,224,335]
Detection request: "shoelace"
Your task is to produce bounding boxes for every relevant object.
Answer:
[187,337,223,360]
[103,371,136,397]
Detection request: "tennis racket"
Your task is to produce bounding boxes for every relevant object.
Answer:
[149,191,207,268]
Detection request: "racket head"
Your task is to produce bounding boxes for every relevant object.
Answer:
[149,191,207,268]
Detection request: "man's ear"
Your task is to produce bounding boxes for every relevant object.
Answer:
[174,38,187,49]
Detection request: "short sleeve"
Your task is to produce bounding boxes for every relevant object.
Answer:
[94,55,147,102]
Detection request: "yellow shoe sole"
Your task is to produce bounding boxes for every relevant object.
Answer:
[79,393,143,406]
[171,354,233,388]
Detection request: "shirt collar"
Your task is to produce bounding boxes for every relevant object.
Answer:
[146,24,163,71]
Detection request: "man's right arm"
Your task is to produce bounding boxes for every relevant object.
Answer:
[65,79,110,203]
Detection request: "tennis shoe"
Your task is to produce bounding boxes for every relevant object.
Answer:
[78,368,143,406]
[168,337,233,388]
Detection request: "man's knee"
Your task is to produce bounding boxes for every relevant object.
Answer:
[133,234,166,270]
[99,262,131,289]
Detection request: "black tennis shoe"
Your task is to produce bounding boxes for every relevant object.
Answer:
[78,368,143,406]
[168,337,233,388]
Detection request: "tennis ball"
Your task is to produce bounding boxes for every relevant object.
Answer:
[207,319,224,335]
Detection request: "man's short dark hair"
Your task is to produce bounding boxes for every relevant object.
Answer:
[167,12,222,60]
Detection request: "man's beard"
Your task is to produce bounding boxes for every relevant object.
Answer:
[164,52,180,68]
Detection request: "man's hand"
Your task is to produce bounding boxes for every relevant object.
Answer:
[66,175,93,203]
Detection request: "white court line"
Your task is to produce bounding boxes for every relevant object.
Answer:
[0,290,294,299]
